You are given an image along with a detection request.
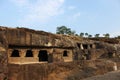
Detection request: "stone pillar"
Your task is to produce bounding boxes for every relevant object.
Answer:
[112,52,116,57]
[113,63,117,71]
[88,45,91,49]
[68,50,73,61]
[19,49,26,58]
[92,44,96,49]
[32,50,39,62]
[47,49,54,63]
[32,50,39,58]
[7,49,13,57]
[8,49,13,63]
[81,44,84,50]
[19,49,26,63]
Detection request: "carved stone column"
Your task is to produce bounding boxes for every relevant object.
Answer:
[92,44,96,49]
[7,49,13,57]
[88,45,91,49]
[32,50,39,58]
[32,50,39,62]
[81,44,84,50]
[19,49,26,63]
[19,49,26,58]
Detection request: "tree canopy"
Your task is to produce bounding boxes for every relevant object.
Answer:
[56,26,112,38]
[80,32,84,37]
[56,26,75,35]
[103,33,110,38]
[95,34,100,38]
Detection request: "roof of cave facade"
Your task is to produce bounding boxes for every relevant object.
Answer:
[0,26,79,48]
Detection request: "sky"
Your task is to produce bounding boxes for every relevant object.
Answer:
[0,0,120,37]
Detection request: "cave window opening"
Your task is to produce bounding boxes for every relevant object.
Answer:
[11,50,20,57]
[38,50,48,61]
[83,44,88,49]
[77,43,80,49]
[108,52,113,58]
[25,50,33,57]
[90,44,93,48]
[63,51,68,57]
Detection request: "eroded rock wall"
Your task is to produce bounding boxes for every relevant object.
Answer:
[8,60,118,80]
[0,27,74,48]
[0,32,8,80]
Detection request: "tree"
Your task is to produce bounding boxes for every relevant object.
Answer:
[95,34,100,38]
[75,34,79,36]
[56,26,75,35]
[56,26,66,34]
[80,32,84,37]
[88,35,92,38]
[117,36,120,39]
[85,33,88,37]
[103,33,110,38]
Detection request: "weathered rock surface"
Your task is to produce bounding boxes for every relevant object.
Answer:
[0,27,75,48]
[83,70,120,80]
[0,26,120,80]
[0,32,8,80]
[8,60,118,80]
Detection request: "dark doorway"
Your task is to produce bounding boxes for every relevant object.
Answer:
[63,51,68,57]
[77,43,80,49]
[83,44,88,49]
[38,50,48,61]
[25,50,33,57]
[90,44,93,48]
[11,50,20,57]
[84,54,90,60]
[108,52,113,58]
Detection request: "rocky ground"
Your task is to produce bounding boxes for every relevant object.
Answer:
[48,65,120,80]
[83,70,120,80]
[47,59,120,80]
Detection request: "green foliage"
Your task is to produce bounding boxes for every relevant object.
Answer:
[80,32,84,37]
[103,33,110,38]
[56,26,112,38]
[75,34,79,36]
[56,26,75,35]
[117,36,120,39]
[80,33,92,38]
[85,33,88,37]
[16,26,20,28]
[95,34,100,38]
[88,35,92,38]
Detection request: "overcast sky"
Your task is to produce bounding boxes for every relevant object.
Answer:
[0,0,120,37]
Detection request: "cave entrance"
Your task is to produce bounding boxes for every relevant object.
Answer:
[38,50,48,62]
[63,51,68,57]
[90,44,93,48]
[25,50,33,57]
[108,52,113,58]
[83,44,88,49]
[11,50,20,57]
[77,43,81,49]
[85,54,90,60]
